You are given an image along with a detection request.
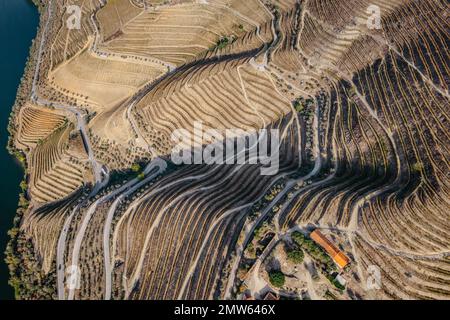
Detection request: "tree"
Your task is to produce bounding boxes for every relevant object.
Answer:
[131,163,141,173]
[412,162,424,172]
[286,247,304,264]
[20,180,28,192]
[293,100,304,112]
[269,270,285,288]
[215,37,230,50]
[291,231,305,245]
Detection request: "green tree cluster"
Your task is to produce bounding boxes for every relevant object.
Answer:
[286,247,304,264]
[269,270,285,288]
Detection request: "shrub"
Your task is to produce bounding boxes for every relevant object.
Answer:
[245,243,256,259]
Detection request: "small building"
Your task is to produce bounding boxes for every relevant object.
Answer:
[335,274,347,287]
[263,291,279,301]
[310,230,350,269]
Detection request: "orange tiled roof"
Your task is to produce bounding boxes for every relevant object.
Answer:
[310,230,350,269]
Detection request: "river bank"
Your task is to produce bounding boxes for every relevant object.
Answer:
[0,0,40,299]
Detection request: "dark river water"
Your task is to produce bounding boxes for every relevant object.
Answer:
[0,0,39,299]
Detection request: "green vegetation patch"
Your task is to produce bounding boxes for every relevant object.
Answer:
[269,270,285,288]
[286,247,304,264]
[216,37,230,49]
[131,163,142,173]
[292,97,314,116]
[291,231,347,291]
[292,231,337,271]
[330,277,346,291]
[211,36,235,51]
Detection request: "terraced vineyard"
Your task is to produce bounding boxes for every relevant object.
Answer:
[28,123,89,203]
[16,105,66,149]
[6,0,449,301]
[98,0,272,65]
